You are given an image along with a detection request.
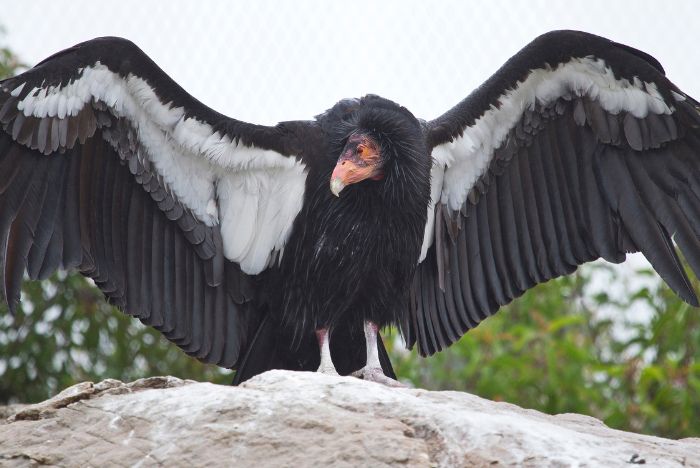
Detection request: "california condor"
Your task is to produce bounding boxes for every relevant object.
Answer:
[1,30,700,386]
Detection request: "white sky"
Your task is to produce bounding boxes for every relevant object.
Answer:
[3,0,699,125]
[2,0,699,311]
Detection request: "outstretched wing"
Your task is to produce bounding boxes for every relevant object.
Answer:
[0,37,314,368]
[408,30,700,356]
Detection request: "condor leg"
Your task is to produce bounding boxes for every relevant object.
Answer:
[315,328,339,375]
[352,321,405,387]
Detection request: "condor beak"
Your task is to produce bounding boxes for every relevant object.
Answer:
[330,177,346,197]
[329,154,384,197]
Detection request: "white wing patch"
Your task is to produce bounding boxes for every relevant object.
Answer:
[13,63,308,275]
[218,163,307,273]
[433,57,673,212]
[420,56,675,261]
[418,156,445,263]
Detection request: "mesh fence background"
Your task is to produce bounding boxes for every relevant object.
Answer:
[3,0,699,126]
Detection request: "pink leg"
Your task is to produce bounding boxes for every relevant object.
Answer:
[315,328,339,375]
[352,321,405,387]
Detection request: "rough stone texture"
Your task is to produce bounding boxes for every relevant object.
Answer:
[0,371,698,467]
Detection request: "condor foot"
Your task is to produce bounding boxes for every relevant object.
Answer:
[352,367,406,387]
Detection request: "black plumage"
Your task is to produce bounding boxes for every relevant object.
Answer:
[1,30,700,385]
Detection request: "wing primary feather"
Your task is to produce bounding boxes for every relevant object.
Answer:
[0,147,36,311]
[61,147,83,269]
[4,159,51,311]
[438,253,465,344]
[626,147,700,282]
[495,155,532,292]
[0,95,19,123]
[455,213,482,326]
[205,284,226,364]
[558,114,599,258]
[125,189,144,314]
[464,204,491,319]
[435,204,446,291]
[420,264,439,355]
[109,158,128,299]
[523,142,560,278]
[77,139,97,273]
[90,138,111,285]
[220,293,241,368]
[0,136,20,192]
[204,228,224,287]
[38,153,74,280]
[183,255,204,355]
[149,208,165,328]
[137,195,154,321]
[484,176,517,301]
[531,131,576,272]
[539,126,578,268]
[175,246,195,348]
[414,260,432,355]
[432,275,454,350]
[678,188,700,239]
[99,177,119,296]
[404,276,419,350]
[513,144,548,282]
[585,134,625,263]
[196,287,215,359]
[161,220,176,334]
[172,229,188,340]
[475,190,507,307]
[546,122,590,264]
[27,155,67,279]
[446,241,471,330]
[599,146,697,304]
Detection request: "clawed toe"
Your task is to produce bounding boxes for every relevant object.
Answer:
[352,367,406,387]
[317,365,339,376]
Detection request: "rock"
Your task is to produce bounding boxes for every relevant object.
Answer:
[0,370,698,467]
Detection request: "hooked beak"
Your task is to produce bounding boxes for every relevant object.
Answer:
[329,150,384,197]
[330,176,346,197]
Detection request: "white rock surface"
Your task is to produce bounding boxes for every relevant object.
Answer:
[1,370,699,467]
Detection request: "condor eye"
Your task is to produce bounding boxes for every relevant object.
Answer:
[356,145,366,156]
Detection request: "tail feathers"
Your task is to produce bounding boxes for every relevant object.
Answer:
[377,335,397,380]
[231,314,272,386]
[232,315,397,385]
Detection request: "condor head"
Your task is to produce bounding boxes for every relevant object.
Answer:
[330,132,386,197]
[328,96,430,199]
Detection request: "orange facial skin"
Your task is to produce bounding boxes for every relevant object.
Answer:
[330,134,384,196]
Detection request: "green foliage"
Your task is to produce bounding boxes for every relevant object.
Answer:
[0,273,233,403]
[388,263,700,439]
[0,34,23,78]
